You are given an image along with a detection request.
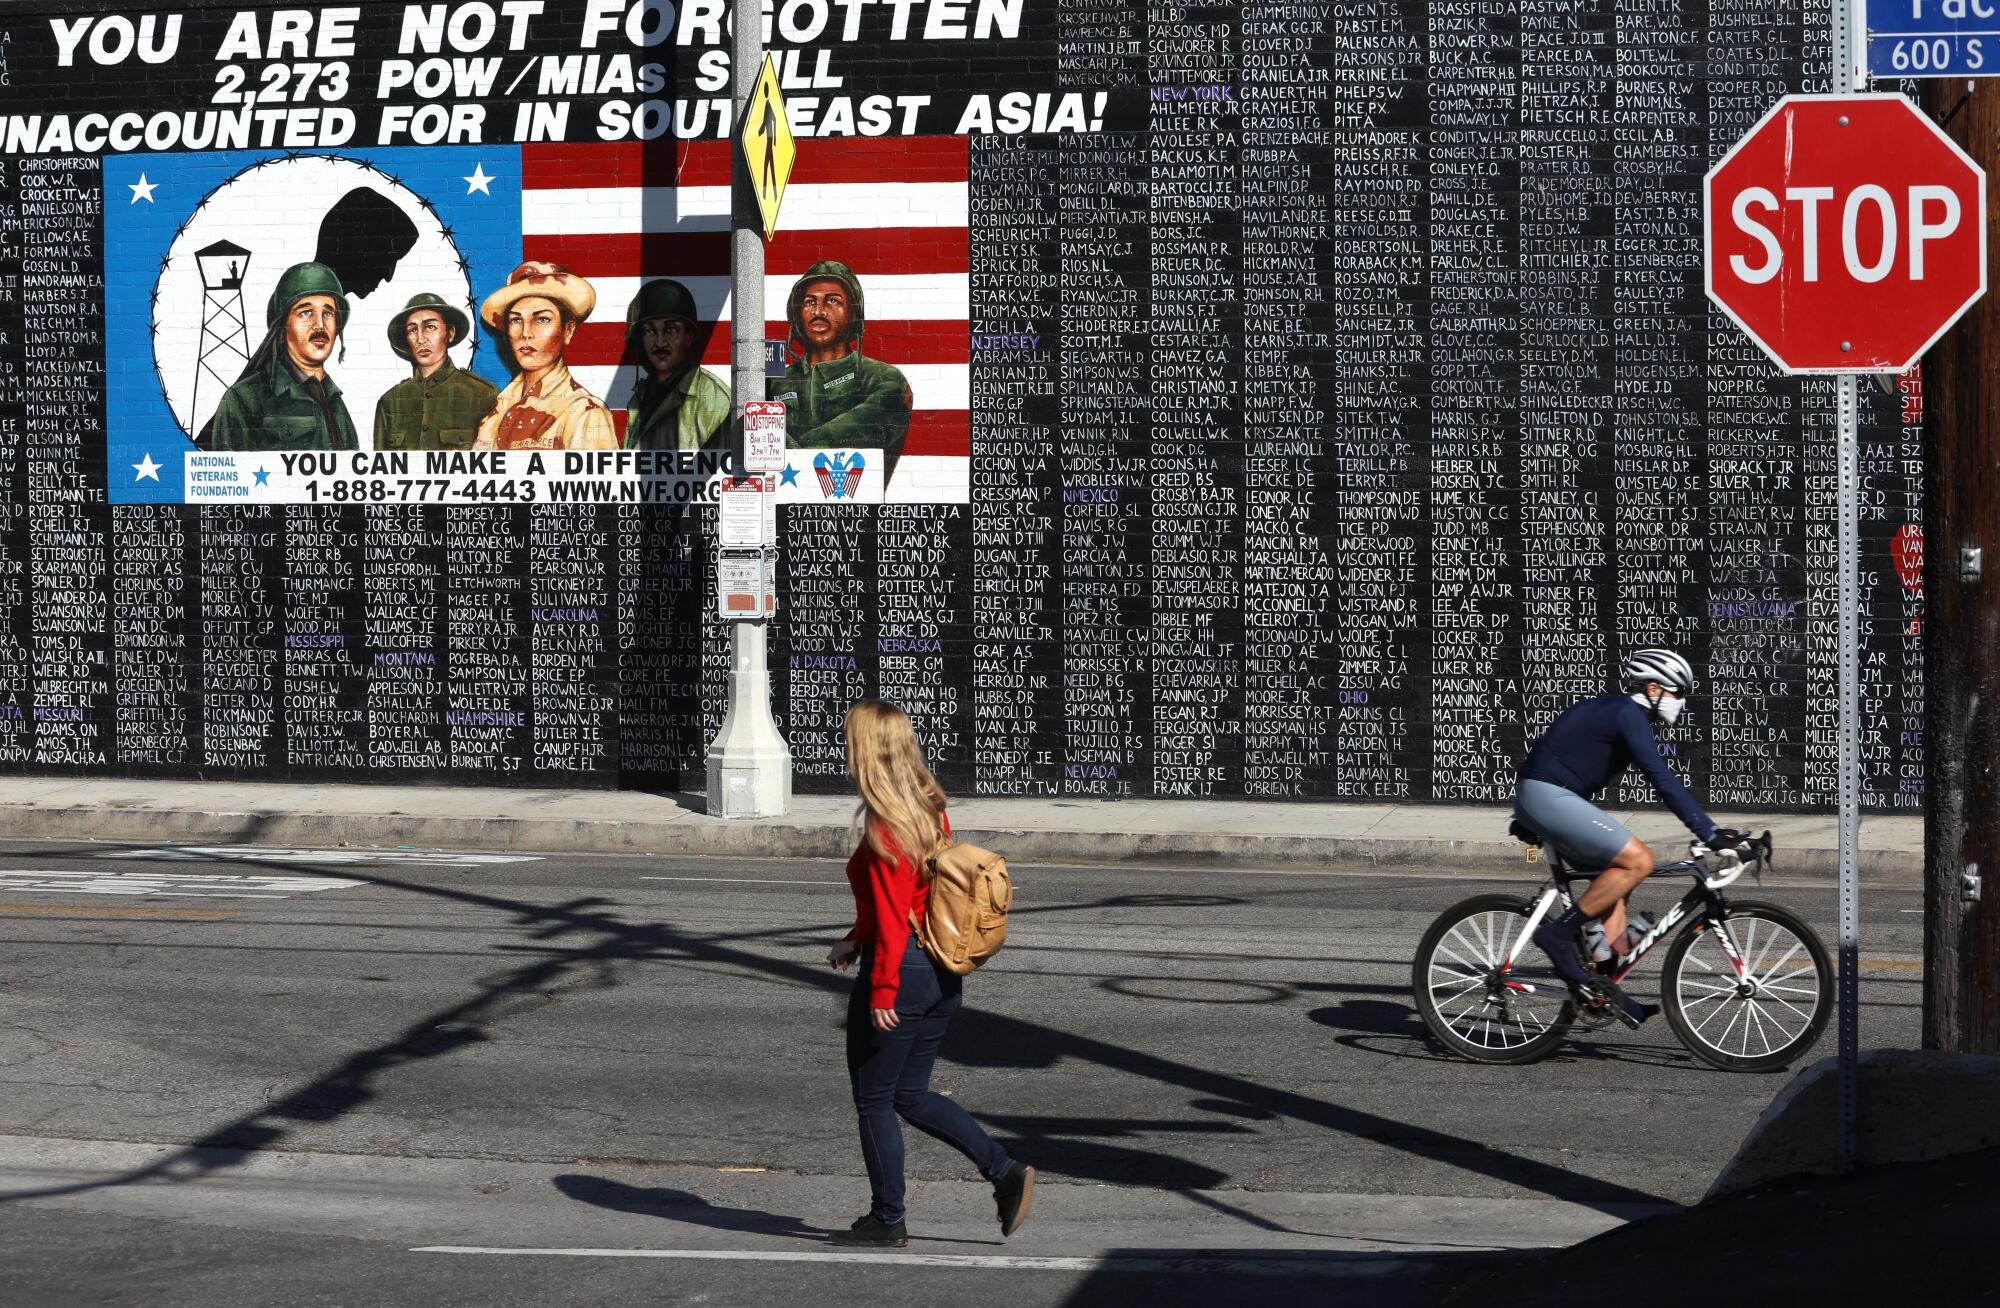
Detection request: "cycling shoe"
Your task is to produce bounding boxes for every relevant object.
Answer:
[1531,921,1596,988]
[1606,987,1659,1029]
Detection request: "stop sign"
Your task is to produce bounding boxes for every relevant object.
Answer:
[1705,93,1986,374]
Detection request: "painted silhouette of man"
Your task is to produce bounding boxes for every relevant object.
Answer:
[760,99,779,198]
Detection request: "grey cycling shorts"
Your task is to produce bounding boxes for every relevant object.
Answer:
[1514,779,1635,871]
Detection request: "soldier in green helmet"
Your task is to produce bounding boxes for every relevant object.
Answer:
[622,278,730,452]
[200,261,359,453]
[373,292,500,452]
[774,260,913,483]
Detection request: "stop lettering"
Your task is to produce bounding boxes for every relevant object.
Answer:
[1705,93,1987,374]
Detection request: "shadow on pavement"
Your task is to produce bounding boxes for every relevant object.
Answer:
[1310,998,1428,1036]
[1309,999,1700,1070]
[1432,1146,2000,1306]
[975,1113,1239,1189]
[0,843,1676,1218]
[1049,1249,1504,1307]
[550,1174,830,1239]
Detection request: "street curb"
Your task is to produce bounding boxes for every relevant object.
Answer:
[0,801,1925,883]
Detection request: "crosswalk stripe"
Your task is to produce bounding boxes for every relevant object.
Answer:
[411,1245,1419,1278]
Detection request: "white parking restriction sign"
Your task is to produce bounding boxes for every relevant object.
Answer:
[717,550,777,618]
[717,474,776,548]
[743,400,786,474]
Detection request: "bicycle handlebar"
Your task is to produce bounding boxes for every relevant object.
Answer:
[1687,829,1774,890]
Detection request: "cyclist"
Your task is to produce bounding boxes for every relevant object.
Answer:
[1514,649,1744,1025]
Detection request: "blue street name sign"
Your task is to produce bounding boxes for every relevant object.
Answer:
[1868,0,2000,77]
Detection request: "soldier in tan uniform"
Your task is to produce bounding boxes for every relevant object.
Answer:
[474,262,617,452]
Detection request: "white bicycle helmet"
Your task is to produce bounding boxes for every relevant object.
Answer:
[1621,648,1695,696]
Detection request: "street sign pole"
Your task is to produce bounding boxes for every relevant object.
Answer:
[1834,0,1865,1178]
[1835,369,1864,1173]
[704,0,792,819]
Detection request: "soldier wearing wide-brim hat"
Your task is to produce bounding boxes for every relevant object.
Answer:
[623,277,730,453]
[474,262,617,452]
[200,260,359,453]
[774,259,912,483]
[374,292,498,453]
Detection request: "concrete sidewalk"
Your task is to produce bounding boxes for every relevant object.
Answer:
[0,775,1923,882]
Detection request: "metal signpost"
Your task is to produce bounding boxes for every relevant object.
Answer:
[704,3,792,819]
[1836,0,1867,1180]
[1705,14,1988,1165]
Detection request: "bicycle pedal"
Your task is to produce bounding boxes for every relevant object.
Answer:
[1594,982,1657,1030]
[1573,999,1619,1030]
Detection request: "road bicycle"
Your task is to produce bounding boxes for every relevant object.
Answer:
[1411,827,1832,1072]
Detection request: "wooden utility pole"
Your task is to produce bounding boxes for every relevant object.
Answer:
[1920,81,2000,1053]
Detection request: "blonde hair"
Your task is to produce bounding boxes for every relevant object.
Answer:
[844,698,947,868]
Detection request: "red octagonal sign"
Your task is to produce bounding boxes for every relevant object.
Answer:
[1705,93,1987,375]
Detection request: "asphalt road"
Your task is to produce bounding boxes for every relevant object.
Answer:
[0,839,1921,1306]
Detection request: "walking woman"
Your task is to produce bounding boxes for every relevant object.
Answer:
[826,699,1033,1248]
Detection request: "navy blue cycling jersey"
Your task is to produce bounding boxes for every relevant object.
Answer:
[1518,694,1717,842]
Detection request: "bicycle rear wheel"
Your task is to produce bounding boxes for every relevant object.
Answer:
[1661,900,1833,1073]
[1412,894,1575,1064]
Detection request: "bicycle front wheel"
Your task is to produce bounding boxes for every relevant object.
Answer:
[1412,894,1575,1065]
[1661,900,1833,1073]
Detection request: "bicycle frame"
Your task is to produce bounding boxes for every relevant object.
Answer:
[1498,843,1757,990]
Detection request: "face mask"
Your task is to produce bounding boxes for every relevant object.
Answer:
[1634,691,1684,725]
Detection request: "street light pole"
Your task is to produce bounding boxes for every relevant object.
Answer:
[704,0,791,818]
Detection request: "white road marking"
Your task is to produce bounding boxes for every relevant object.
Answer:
[411,1246,1413,1278]
[0,869,364,898]
[98,846,543,867]
[640,876,845,886]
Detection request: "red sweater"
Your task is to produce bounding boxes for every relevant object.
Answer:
[844,815,946,1008]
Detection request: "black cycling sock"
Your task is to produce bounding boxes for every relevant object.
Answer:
[1532,903,1598,986]
[1546,904,1591,934]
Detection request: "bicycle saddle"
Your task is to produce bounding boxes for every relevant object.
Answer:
[1507,819,1540,846]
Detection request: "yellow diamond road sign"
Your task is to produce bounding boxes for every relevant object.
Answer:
[740,56,794,240]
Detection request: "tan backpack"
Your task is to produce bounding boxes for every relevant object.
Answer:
[914,838,1012,974]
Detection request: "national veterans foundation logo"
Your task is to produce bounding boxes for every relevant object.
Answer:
[813,451,865,499]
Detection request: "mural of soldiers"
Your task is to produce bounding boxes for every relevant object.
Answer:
[373,293,498,452]
[623,278,730,452]
[775,260,913,482]
[474,261,617,452]
[200,261,359,452]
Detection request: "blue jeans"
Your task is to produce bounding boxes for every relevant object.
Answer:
[846,945,1012,1225]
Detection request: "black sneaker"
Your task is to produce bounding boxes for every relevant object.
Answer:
[993,1162,1035,1237]
[830,1214,908,1248]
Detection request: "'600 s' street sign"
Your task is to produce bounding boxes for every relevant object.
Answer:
[1705,93,1987,374]
[1867,0,2000,78]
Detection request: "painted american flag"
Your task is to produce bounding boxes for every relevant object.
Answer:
[519,136,970,502]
